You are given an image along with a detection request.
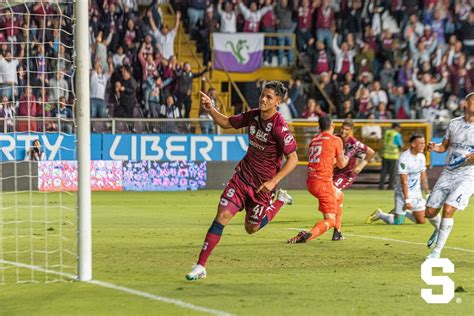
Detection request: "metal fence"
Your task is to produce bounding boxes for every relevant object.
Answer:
[0,117,219,135]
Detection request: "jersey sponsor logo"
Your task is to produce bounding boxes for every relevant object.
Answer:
[256,129,269,142]
[281,126,289,132]
[284,134,294,145]
[265,123,273,132]
[400,162,406,170]
[249,139,265,151]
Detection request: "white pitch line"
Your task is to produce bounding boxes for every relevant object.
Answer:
[0,259,233,316]
[288,228,474,253]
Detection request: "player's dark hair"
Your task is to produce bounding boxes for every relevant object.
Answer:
[264,81,287,100]
[342,118,354,128]
[319,115,332,131]
[409,134,424,143]
[392,122,401,129]
[466,92,474,101]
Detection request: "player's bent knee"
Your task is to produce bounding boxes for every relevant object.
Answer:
[424,207,438,218]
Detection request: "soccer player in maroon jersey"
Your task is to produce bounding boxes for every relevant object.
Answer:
[331,119,374,240]
[186,81,299,280]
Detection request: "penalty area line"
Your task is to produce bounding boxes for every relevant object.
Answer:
[288,228,474,253]
[0,259,234,316]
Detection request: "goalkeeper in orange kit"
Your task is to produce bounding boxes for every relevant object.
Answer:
[288,115,349,243]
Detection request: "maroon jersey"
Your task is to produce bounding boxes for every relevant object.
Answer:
[229,109,297,189]
[334,135,367,177]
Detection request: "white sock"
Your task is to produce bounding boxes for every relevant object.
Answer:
[428,214,441,230]
[378,212,394,225]
[405,210,416,223]
[433,218,454,253]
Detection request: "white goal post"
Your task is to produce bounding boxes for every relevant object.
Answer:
[0,0,91,282]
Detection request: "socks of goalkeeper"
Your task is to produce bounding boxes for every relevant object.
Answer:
[335,191,344,231]
[258,200,284,230]
[433,218,453,254]
[378,212,394,225]
[428,213,441,229]
[197,220,224,267]
[307,218,335,241]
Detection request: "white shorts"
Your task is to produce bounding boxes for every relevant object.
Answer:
[427,173,474,211]
[395,192,425,215]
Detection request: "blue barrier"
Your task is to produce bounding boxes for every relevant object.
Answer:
[0,133,248,162]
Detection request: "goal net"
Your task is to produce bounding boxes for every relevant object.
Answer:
[0,0,78,283]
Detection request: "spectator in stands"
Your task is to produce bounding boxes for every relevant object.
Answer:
[379,61,395,90]
[302,98,325,120]
[90,62,112,119]
[458,9,474,56]
[175,62,208,118]
[51,96,73,134]
[0,49,20,101]
[113,46,126,68]
[412,68,448,105]
[374,102,392,120]
[355,87,372,118]
[152,11,181,61]
[0,95,15,132]
[147,76,164,121]
[379,123,402,190]
[315,0,335,51]
[339,99,356,118]
[217,0,238,33]
[260,0,277,66]
[295,0,314,52]
[238,0,273,33]
[119,65,138,118]
[369,81,388,108]
[93,31,114,74]
[389,86,414,119]
[188,0,208,39]
[159,94,181,133]
[197,6,220,66]
[18,86,37,132]
[310,40,332,75]
[332,33,356,77]
[274,0,294,66]
[48,71,69,103]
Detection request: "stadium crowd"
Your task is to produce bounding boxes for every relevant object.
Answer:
[0,0,472,134]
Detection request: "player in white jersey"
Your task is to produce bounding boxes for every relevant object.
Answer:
[424,93,474,259]
[367,135,440,228]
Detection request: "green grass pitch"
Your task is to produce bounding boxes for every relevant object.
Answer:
[0,190,473,315]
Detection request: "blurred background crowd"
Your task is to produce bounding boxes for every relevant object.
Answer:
[0,0,472,136]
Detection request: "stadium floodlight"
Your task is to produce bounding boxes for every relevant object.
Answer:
[0,0,91,283]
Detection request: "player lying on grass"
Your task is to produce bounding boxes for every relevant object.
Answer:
[331,119,374,240]
[288,115,349,243]
[366,134,441,230]
[424,92,474,259]
[186,81,298,280]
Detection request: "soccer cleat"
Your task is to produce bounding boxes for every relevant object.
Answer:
[287,230,312,244]
[185,264,207,281]
[366,208,382,224]
[425,249,441,260]
[276,189,293,205]
[332,229,345,241]
[427,229,439,249]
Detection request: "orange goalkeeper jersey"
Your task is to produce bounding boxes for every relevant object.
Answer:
[307,131,343,181]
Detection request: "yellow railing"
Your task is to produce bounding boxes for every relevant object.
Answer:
[288,120,432,166]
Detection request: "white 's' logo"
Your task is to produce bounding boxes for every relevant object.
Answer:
[421,258,455,304]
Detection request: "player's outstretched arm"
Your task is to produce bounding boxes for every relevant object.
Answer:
[257,151,298,193]
[428,138,450,153]
[200,91,232,129]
